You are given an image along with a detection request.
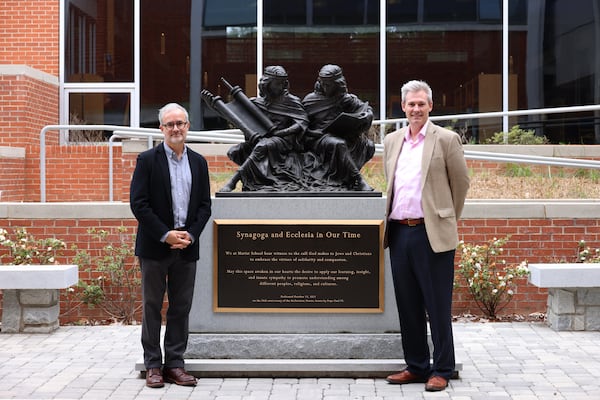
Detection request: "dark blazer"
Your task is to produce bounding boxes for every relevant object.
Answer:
[130,143,212,261]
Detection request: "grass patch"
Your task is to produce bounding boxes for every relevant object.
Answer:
[210,164,600,199]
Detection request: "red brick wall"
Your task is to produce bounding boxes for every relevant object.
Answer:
[41,145,124,202]
[12,145,136,202]
[0,0,60,200]
[0,74,59,149]
[12,150,373,202]
[1,215,598,324]
[0,71,59,201]
[0,1,60,76]
[0,219,140,324]
[204,154,239,174]
[455,218,600,316]
[0,155,25,201]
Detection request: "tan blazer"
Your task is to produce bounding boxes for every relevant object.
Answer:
[383,122,470,253]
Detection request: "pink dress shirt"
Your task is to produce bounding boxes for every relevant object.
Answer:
[388,122,428,220]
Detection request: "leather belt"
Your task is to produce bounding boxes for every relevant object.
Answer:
[391,218,424,226]
[174,227,186,231]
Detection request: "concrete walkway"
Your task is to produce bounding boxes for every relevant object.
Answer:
[0,322,599,399]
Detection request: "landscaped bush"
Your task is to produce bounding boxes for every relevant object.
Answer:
[456,236,529,319]
[486,125,548,145]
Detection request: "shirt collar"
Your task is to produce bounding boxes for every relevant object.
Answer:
[163,142,187,160]
[404,120,429,143]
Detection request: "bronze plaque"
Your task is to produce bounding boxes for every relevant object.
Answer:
[213,219,384,313]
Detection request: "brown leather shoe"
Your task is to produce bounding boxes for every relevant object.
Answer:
[386,369,428,384]
[425,375,448,391]
[163,367,197,386]
[145,368,164,388]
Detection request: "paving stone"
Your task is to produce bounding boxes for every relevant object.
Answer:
[1,323,600,399]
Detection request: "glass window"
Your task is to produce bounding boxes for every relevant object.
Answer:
[263,0,380,116]
[387,0,504,142]
[386,0,532,143]
[508,0,527,25]
[68,92,131,139]
[537,0,597,143]
[140,0,191,127]
[264,0,306,25]
[423,0,477,22]
[65,0,133,83]
[313,0,379,25]
[198,28,257,130]
[387,0,419,24]
[60,1,598,144]
[479,0,501,21]
[478,1,527,24]
[140,0,256,129]
[203,0,257,28]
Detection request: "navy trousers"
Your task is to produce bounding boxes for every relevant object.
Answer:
[388,222,456,379]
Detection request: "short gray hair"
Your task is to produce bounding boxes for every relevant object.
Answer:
[158,103,189,125]
[401,80,433,104]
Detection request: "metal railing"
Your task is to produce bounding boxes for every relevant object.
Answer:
[379,103,600,140]
[39,103,600,202]
[108,129,245,201]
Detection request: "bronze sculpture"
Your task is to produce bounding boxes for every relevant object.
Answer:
[302,64,374,191]
[202,64,375,192]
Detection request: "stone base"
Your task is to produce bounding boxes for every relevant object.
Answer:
[547,288,600,331]
[185,333,406,359]
[178,331,452,377]
[1,289,60,333]
[134,358,462,379]
[135,358,408,378]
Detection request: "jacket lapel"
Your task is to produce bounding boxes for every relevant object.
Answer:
[155,143,173,209]
[386,128,406,193]
[420,123,436,191]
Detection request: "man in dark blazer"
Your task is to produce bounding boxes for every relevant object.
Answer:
[130,103,211,388]
[383,80,470,392]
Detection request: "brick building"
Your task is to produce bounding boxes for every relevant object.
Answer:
[1,1,600,323]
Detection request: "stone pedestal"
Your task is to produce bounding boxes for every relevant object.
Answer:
[189,195,397,334]
[181,195,410,376]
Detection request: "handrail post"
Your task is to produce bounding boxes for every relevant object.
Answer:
[39,126,49,202]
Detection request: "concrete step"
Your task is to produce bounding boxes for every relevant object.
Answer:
[135,358,462,378]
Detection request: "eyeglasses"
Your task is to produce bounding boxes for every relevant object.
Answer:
[162,120,188,130]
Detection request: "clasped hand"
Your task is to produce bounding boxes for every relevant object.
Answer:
[166,230,191,249]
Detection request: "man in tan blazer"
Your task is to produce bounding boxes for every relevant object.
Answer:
[383,80,469,392]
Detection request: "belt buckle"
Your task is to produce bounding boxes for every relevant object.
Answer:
[407,219,417,227]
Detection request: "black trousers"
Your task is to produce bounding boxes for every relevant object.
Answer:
[140,252,197,369]
[388,222,456,379]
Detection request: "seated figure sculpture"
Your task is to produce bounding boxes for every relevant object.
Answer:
[202,64,375,192]
[302,64,375,191]
[204,66,308,192]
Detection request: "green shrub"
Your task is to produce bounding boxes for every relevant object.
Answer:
[577,240,600,263]
[72,226,141,324]
[486,125,548,144]
[456,236,529,319]
[0,227,66,265]
[503,163,533,177]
